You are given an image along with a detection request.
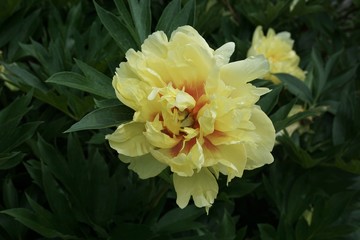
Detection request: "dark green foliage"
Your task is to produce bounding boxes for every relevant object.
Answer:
[0,0,359,239]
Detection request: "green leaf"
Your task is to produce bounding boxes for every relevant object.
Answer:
[334,158,360,174]
[128,0,151,43]
[154,205,204,233]
[257,85,282,114]
[273,107,324,133]
[295,218,310,240]
[75,59,115,98]
[0,152,25,170]
[258,223,277,240]
[226,179,260,198]
[94,98,122,108]
[277,134,322,168]
[156,0,195,36]
[113,0,133,29]
[215,210,236,240]
[0,92,31,124]
[47,69,115,99]
[322,191,354,225]
[276,73,313,104]
[110,223,154,240]
[2,177,19,209]
[235,226,247,240]
[270,99,296,132]
[1,208,78,239]
[317,224,357,239]
[332,92,360,145]
[322,65,357,96]
[2,63,73,118]
[0,121,42,153]
[156,0,181,33]
[1,62,48,92]
[94,1,139,53]
[24,160,42,187]
[65,105,133,132]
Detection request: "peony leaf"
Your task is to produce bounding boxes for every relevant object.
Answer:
[94,1,139,53]
[1,208,78,239]
[257,85,282,114]
[276,73,313,104]
[0,152,25,170]
[65,105,133,132]
[258,224,277,240]
[154,205,204,233]
[156,0,181,33]
[156,0,195,36]
[128,0,151,43]
[47,68,115,99]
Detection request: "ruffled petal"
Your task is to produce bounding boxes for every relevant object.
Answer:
[106,122,152,157]
[151,139,204,177]
[244,107,275,169]
[112,69,149,111]
[173,168,218,211]
[204,143,247,183]
[119,153,167,179]
[144,116,181,148]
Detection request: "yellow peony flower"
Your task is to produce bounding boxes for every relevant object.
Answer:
[106,25,275,211]
[247,26,306,84]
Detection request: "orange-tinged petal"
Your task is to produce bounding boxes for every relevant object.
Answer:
[205,143,247,183]
[144,116,181,149]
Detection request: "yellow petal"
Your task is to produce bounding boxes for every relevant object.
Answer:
[205,143,247,183]
[214,42,235,66]
[151,148,194,176]
[112,70,149,111]
[244,107,275,169]
[277,31,293,46]
[144,116,181,148]
[252,26,265,44]
[119,153,167,179]
[141,30,169,58]
[106,122,152,157]
[173,168,218,210]
[247,26,306,84]
[220,55,269,87]
[198,103,216,137]
[151,139,204,177]
[215,108,255,132]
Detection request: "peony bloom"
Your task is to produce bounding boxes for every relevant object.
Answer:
[106,26,275,211]
[247,26,306,84]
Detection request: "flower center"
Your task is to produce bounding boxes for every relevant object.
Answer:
[180,111,194,128]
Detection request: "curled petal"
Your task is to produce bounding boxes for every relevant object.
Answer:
[220,55,269,86]
[214,42,235,66]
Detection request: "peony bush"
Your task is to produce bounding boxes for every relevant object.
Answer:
[0,0,359,239]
